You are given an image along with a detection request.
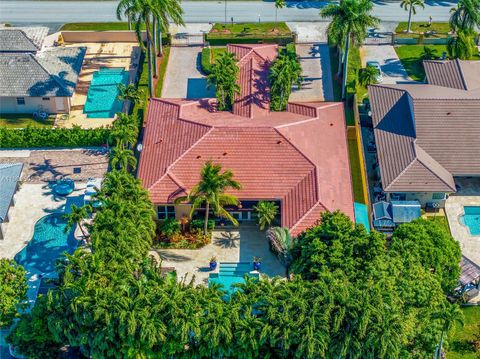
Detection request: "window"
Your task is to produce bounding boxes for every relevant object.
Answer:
[16,97,25,105]
[391,193,406,201]
[157,205,175,220]
[432,193,446,200]
[42,97,50,101]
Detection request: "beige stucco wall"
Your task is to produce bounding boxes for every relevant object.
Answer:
[62,31,147,43]
[386,191,448,208]
[174,204,193,220]
[0,96,69,114]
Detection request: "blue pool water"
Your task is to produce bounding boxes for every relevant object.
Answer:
[14,213,77,275]
[84,67,129,118]
[209,262,259,295]
[354,202,370,232]
[461,206,480,236]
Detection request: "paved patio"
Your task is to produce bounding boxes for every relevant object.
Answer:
[445,178,480,267]
[154,226,285,286]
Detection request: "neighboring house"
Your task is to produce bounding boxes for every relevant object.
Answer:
[372,200,421,231]
[0,28,85,115]
[138,44,354,236]
[368,60,480,208]
[0,163,23,240]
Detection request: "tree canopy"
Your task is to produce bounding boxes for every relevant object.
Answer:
[0,258,27,328]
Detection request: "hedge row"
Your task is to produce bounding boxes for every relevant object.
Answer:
[205,36,295,46]
[0,126,110,148]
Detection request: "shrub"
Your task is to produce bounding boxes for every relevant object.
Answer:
[0,126,110,148]
[190,219,215,231]
[201,47,212,74]
[158,218,181,237]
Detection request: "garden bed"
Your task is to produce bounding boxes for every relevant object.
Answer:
[206,22,294,46]
[154,218,214,249]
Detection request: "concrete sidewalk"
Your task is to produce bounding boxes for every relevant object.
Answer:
[289,43,334,102]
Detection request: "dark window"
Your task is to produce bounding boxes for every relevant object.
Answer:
[157,205,175,220]
[42,97,50,101]
[391,193,406,201]
[16,97,25,105]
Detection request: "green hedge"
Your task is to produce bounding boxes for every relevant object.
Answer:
[201,47,212,74]
[0,126,110,148]
[206,36,294,46]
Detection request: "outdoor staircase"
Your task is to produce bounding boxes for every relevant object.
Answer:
[218,262,252,276]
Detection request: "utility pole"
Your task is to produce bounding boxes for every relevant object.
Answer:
[225,0,227,25]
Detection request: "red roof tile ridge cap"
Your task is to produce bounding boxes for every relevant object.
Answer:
[274,114,319,129]
[145,127,215,191]
[289,199,324,234]
[176,115,213,129]
[273,128,317,169]
[413,142,456,192]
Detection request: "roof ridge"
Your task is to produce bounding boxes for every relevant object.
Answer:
[414,143,456,191]
[383,145,418,192]
[289,199,324,234]
[31,54,70,95]
[455,58,468,90]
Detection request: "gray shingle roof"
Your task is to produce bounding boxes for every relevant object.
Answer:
[0,47,86,97]
[369,83,480,193]
[0,163,23,223]
[0,29,39,52]
[424,59,480,91]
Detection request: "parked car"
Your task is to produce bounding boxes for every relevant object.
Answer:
[366,61,383,83]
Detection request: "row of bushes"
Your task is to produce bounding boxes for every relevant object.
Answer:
[0,126,110,148]
[206,36,295,46]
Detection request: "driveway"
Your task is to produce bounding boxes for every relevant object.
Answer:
[287,22,328,43]
[155,226,285,286]
[363,45,414,84]
[161,46,215,99]
[289,43,333,102]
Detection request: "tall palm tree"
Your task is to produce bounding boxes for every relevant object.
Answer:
[63,204,90,239]
[109,148,138,171]
[207,51,240,111]
[116,0,136,30]
[434,304,465,359]
[321,0,379,99]
[269,50,303,111]
[400,0,425,33]
[153,0,184,57]
[175,161,242,235]
[274,0,285,26]
[253,201,278,230]
[450,0,480,32]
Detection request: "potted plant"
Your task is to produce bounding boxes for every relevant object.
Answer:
[209,256,217,271]
[253,256,262,271]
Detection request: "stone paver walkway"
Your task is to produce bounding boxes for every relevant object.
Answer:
[289,43,333,102]
[155,226,285,286]
[162,45,214,99]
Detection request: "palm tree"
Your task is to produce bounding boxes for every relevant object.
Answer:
[450,0,480,32]
[117,83,144,105]
[109,148,138,171]
[421,45,438,60]
[358,65,379,88]
[400,0,425,33]
[434,304,464,359]
[116,0,136,30]
[109,121,138,150]
[153,0,184,57]
[447,30,477,59]
[266,227,294,277]
[253,201,279,230]
[269,50,303,111]
[207,51,240,111]
[175,161,242,235]
[63,204,90,239]
[321,0,379,100]
[274,0,285,25]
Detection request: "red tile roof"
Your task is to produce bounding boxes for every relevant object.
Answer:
[138,99,354,236]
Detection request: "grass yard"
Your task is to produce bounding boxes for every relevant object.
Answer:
[395,45,480,81]
[0,115,54,128]
[155,47,171,97]
[345,46,366,125]
[60,22,134,31]
[201,47,227,74]
[209,22,291,38]
[395,22,452,38]
[348,138,366,204]
[447,306,480,359]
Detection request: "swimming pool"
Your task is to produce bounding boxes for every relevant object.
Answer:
[461,206,480,236]
[354,202,370,233]
[209,262,259,295]
[84,67,129,118]
[14,213,78,275]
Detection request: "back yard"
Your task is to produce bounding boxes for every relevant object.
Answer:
[448,306,480,359]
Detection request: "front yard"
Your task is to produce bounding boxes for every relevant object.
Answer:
[395,22,451,39]
[0,115,54,128]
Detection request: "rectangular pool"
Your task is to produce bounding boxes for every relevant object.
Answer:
[84,68,129,118]
[461,206,480,236]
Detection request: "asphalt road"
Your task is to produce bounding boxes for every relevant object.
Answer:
[0,0,457,27]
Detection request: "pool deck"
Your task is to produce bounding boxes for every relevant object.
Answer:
[57,42,140,129]
[445,178,480,267]
[153,226,285,286]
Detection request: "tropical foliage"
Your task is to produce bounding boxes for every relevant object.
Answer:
[321,0,379,98]
[175,161,242,235]
[254,201,279,230]
[400,0,425,33]
[117,83,144,105]
[269,48,303,111]
[63,204,91,240]
[421,45,439,60]
[358,65,380,87]
[0,126,109,148]
[450,0,480,32]
[207,51,240,111]
[266,226,295,276]
[447,30,478,59]
[274,0,285,24]
[0,259,27,327]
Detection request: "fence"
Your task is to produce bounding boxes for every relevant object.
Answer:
[61,31,171,45]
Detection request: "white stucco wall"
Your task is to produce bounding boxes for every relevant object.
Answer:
[0,96,70,114]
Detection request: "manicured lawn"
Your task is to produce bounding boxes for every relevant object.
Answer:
[395,22,451,38]
[345,46,366,125]
[395,45,480,81]
[155,47,171,98]
[348,138,366,204]
[209,22,291,38]
[447,306,480,359]
[0,115,54,128]
[60,22,134,31]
